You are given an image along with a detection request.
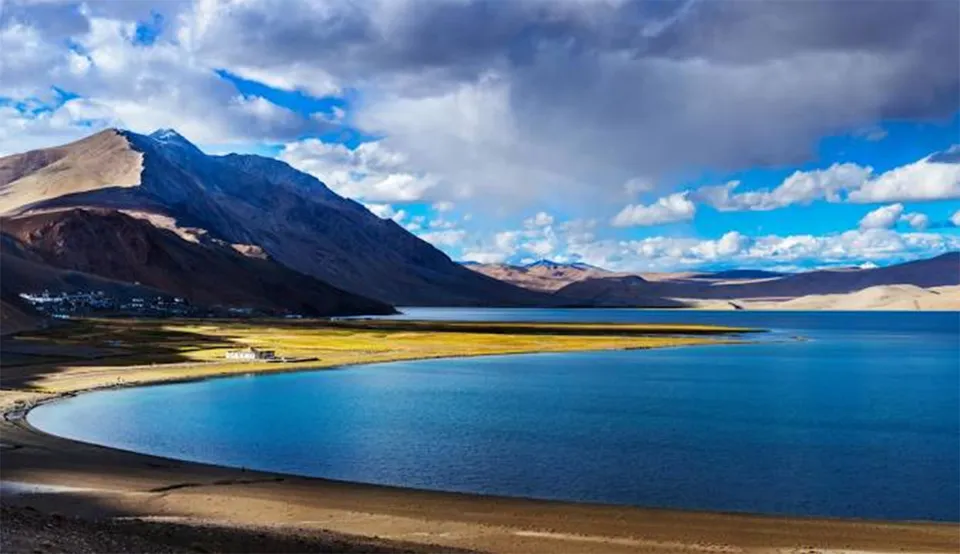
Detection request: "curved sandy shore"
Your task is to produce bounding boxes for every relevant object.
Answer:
[2,366,958,554]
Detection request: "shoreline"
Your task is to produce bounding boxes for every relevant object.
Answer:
[2,340,738,418]
[2,322,958,553]
[4,397,958,554]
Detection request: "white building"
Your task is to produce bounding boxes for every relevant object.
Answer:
[225,347,276,361]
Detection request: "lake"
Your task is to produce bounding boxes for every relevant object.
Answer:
[28,310,960,521]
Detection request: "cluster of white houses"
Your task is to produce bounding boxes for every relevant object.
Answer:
[18,290,191,316]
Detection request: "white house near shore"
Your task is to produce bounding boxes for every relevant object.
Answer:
[225,347,276,361]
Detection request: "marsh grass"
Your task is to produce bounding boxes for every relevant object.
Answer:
[0,318,751,392]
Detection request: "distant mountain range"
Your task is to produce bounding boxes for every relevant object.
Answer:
[462,260,611,292]
[466,254,960,309]
[0,129,547,317]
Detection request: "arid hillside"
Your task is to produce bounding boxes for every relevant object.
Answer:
[2,208,393,317]
[0,129,548,307]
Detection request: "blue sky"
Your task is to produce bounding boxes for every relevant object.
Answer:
[1,0,959,271]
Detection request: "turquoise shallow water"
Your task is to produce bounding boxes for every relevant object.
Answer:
[28,310,960,521]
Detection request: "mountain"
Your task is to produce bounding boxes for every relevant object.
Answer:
[0,129,547,307]
[1,230,193,330]
[739,284,960,311]
[465,260,610,292]
[1,208,393,317]
[523,259,605,272]
[554,275,688,308]
[0,288,43,335]
[1,231,172,300]
[690,269,786,280]
[695,252,960,299]
[554,252,960,306]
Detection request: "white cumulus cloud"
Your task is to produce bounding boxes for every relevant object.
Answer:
[697,163,872,211]
[847,151,960,203]
[612,192,696,227]
[697,149,960,212]
[900,212,930,231]
[859,204,904,230]
[280,139,439,203]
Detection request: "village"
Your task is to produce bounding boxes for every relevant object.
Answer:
[16,291,308,320]
[18,291,194,317]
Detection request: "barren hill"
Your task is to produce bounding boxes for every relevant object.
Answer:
[0,130,142,214]
[466,260,610,292]
[2,209,393,317]
[738,284,960,311]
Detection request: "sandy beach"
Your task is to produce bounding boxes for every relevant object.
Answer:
[2,320,958,553]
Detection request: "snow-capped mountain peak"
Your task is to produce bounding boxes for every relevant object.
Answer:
[148,128,201,152]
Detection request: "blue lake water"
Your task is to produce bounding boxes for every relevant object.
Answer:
[28,310,960,521]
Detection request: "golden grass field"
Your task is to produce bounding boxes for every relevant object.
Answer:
[0,317,747,395]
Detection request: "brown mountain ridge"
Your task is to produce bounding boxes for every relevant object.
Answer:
[0,129,549,308]
[2,208,393,317]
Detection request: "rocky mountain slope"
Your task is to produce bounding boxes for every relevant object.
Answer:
[2,209,393,316]
[1,129,545,307]
[1,232,170,299]
[0,291,43,335]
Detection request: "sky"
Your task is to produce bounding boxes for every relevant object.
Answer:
[2,0,959,272]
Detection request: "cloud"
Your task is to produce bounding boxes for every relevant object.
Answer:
[455,210,956,271]
[460,250,508,264]
[952,210,960,227]
[524,211,554,227]
[164,0,959,206]
[3,0,960,246]
[428,217,457,229]
[362,202,406,222]
[461,218,591,264]
[417,228,466,248]
[612,192,696,227]
[859,203,904,230]
[847,150,960,203]
[900,212,929,231]
[403,214,426,232]
[697,149,960,211]
[280,139,439,202]
[691,231,748,259]
[568,229,960,272]
[624,177,654,196]
[0,0,333,152]
[696,164,871,211]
